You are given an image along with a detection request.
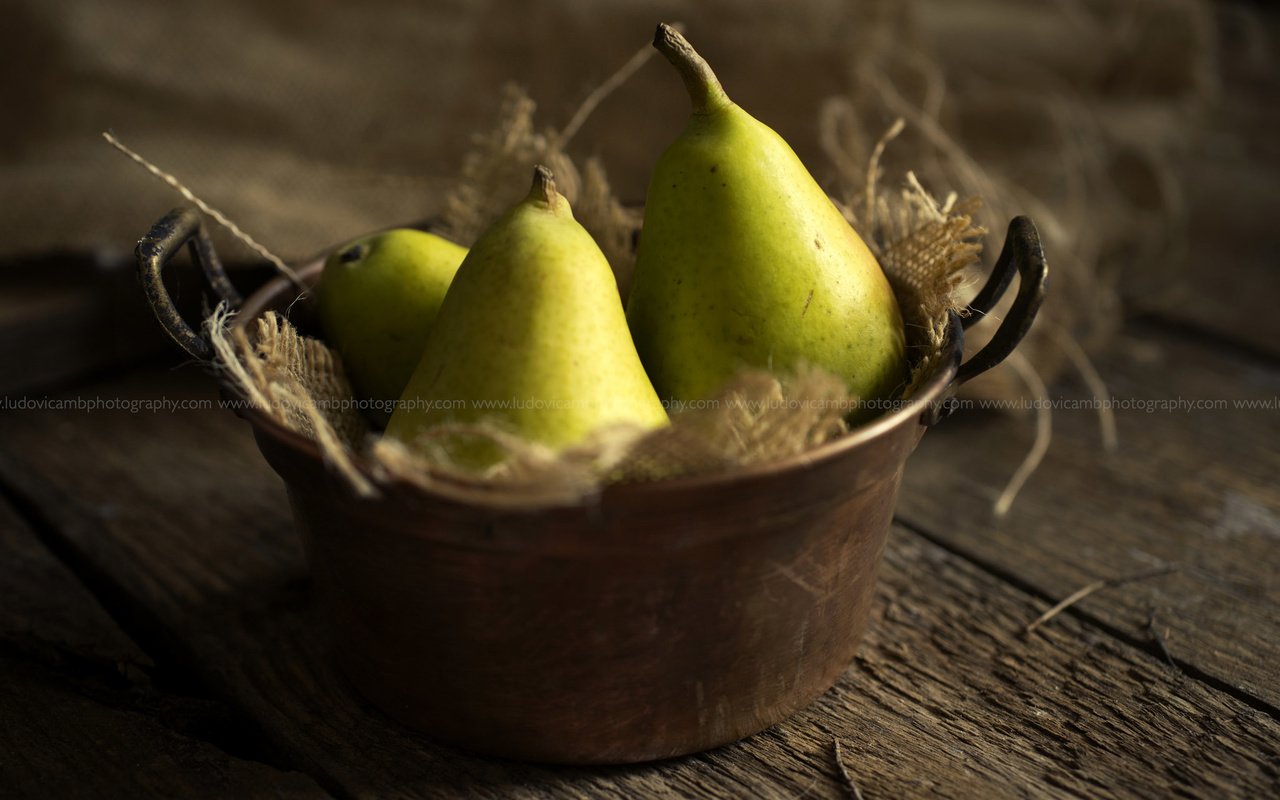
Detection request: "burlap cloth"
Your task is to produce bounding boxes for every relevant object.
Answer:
[8,1,1208,271]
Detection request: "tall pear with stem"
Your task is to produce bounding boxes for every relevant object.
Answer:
[627,23,906,417]
[386,166,668,468]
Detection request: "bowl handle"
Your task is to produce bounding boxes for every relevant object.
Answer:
[923,216,1049,426]
[136,206,243,360]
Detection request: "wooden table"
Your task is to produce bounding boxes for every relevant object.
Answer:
[1,288,1278,799]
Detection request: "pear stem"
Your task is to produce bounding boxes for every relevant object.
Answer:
[653,23,731,115]
[529,165,559,209]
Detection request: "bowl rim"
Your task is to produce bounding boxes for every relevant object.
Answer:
[231,258,960,507]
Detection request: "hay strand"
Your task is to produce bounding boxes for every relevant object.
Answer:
[102,130,302,287]
[1049,324,1119,454]
[994,351,1052,518]
[556,28,671,147]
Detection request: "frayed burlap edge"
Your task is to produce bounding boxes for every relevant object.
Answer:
[437,84,642,296]
[364,369,843,506]
[207,305,376,497]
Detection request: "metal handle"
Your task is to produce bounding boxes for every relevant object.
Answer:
[136,206,243,359]
[956,216,1048,383]
[924,216,1049,426]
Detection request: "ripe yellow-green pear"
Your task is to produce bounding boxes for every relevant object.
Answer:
[385,166,668,465]
[627,24,907,416]
[318,229,467,416]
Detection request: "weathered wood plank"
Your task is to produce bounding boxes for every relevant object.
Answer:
[0,487,331,798]
[0,655,329,799]
[0,362,1276,798]
[900,321,1280,709]
[0,492,147,673]
[769,533,1280,799]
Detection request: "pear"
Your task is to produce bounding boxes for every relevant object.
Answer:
[317,229,467,418]
[385,166,668,464]
[626,24,907,415]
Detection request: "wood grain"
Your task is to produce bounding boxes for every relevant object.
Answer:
[0,357,1275,797]
[0,493,146,673]
[899,322,1280,710]
[0,490,329,798]
[0,656,328,799]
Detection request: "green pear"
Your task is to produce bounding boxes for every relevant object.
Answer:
[627,24,907,416]
[385,166,668,465]
[317,229,467,415]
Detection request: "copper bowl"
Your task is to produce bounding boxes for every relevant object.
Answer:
[136,207,1046,763]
